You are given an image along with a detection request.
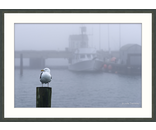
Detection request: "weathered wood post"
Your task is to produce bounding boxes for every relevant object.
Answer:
[36,87,52,107]
[20,53,23,76]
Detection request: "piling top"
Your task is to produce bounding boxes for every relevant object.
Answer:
[37,87,52,89]
[36,86,52,107]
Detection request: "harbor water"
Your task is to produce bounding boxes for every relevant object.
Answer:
[15,68,142,108]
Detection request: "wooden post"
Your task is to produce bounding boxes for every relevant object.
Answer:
[36,87,52,107]
[20,53,23,76]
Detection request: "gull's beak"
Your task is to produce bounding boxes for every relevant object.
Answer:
[41,69,44,72]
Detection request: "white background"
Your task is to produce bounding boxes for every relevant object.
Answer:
[4,13,152,118]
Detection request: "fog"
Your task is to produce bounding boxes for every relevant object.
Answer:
[15,23,141,67]
[15,23,141,51]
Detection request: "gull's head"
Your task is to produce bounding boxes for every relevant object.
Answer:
[41,68,50,73]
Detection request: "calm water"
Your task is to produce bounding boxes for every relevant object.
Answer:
[15,69,142,108]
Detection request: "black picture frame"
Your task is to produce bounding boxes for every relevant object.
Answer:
[0,9,155,122]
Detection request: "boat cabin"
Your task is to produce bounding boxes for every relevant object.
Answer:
[69,34,88,51]
[74,53,96,60]
[71,48,97,63]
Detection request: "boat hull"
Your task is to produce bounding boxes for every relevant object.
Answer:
[68,60,104,72]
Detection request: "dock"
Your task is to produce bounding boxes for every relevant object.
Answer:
[15,43,142,75]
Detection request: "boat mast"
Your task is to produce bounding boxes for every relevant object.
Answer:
[119,23,121,49]
[108,24,111,57]
[80,26,86,48]
[99,24,101,50]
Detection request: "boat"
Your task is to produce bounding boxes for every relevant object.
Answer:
[68,48,104,71]
[68,26,104,72]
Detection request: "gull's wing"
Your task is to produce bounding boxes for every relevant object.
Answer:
[40,72,43,79]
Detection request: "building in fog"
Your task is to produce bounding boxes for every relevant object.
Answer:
[119,44,141,66]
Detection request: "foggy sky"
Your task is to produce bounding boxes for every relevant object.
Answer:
[15,23,142,51]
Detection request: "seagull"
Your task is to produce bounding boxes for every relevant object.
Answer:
[40,68,52,87]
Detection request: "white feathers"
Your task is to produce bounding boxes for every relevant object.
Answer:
[40,68,52,87]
